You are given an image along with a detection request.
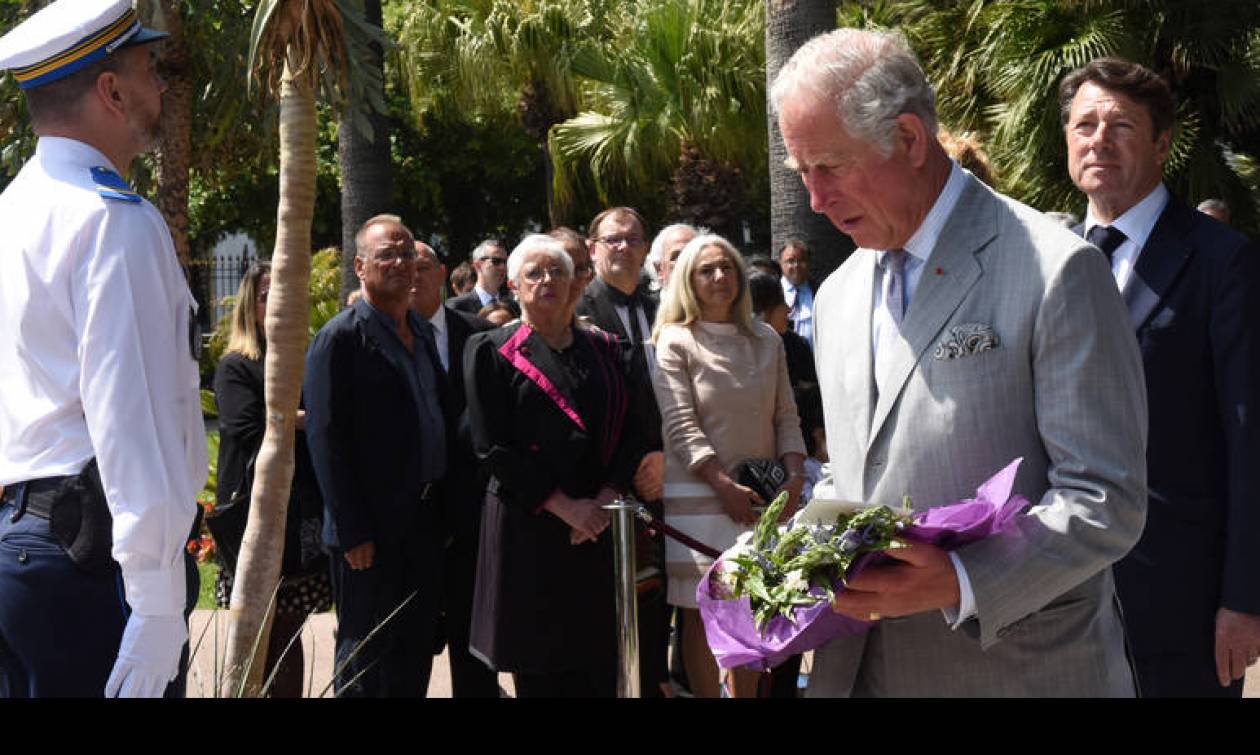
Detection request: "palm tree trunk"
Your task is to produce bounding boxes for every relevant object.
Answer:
[337,0,391,304]
[766,0,852,277]
[222,56,314,698]
[154,0,192,268]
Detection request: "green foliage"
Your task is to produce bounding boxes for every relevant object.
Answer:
[838,0,1260,234]
[719,499,910,633]
[549,0,768,228]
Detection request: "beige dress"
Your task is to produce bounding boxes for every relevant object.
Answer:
[652,320,806,608]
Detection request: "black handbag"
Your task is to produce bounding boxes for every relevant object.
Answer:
[733,458,788,507]
[205,452,255,576]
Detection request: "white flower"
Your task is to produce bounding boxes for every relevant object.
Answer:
[783,569,809,593]
[735,530,754,547]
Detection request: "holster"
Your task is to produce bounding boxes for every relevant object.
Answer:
[45,459,115,575]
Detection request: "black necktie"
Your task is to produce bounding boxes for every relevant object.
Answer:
[1086,225,1127,262]
[606,286,644,344]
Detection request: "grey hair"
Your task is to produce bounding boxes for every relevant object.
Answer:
[470,238,505,262]
[354,214,408,258]
[769,28,937,157]
[414,241,442,265]
[507,234,574,285]
[647,223,702,267]
[1197,198,1229,222]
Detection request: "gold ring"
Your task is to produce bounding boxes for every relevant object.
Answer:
[868,612,881,621]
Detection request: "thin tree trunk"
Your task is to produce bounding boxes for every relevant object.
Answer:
[766,0,852,278]
[222,57,314,698]
[337,0,391,304]
[154,0,192,268]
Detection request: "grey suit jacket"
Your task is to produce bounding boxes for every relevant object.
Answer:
[807,173,1148,697]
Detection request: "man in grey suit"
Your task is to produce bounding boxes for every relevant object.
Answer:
[772,28,1149,696]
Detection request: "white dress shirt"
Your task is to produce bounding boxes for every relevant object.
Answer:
[868,161,978,626]
[0,137,207,616]
[782,278,815,349]
[473,283,498,308]
[426,302,450,373]
[1083,183,1169,290]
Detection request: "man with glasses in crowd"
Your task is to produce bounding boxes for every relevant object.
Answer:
[304,215,449,697]
[576,207,669,696]
[448,239,517,316]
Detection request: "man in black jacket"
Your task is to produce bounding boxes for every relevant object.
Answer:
[446,239,515,316]
[409,241,499,697]
[1063,58,1260,696]
[575,206,670,696]
[304,215,448,697]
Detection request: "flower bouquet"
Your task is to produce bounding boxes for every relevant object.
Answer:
[697,458,1031,670]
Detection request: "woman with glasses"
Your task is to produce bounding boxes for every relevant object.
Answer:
[208,262,331,697]
[464,234,660,697]
[651,234,807,698]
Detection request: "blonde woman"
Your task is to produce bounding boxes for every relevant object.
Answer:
[651,234,807,698]
[209,262,331,697]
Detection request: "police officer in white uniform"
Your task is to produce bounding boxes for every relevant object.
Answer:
[0,0,207,697]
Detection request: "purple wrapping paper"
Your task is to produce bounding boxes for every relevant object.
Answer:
[697,458,1030,670]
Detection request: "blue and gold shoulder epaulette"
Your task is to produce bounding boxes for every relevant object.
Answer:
[90,166,141,204]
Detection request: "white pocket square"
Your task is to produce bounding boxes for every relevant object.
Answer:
[935,323,999,359]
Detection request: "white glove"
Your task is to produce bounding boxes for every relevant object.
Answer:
[104,613,187,698]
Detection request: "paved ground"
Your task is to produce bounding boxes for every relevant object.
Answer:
[187,608,1257,698]
[187,610,516,698]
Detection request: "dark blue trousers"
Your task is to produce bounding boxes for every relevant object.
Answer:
[330,516,443,698]
[0,497,196,698]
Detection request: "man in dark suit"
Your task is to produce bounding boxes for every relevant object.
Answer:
[1063,57,1260,696]
[446,239,515,316]
[575,206,669,696]
[304,215,449,698]
[408,241,498,698]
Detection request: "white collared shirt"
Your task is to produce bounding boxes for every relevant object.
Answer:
[426,302,450,373]
[870,161,969,357]
[782,277,815,348]
[0,137,207,616]
[1083,183,1169,291]
[868,161,978,627]
[474,283,497,308]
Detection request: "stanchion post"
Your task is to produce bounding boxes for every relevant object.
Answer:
[605,496,640,698]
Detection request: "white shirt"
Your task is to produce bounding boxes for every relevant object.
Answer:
[473,283,498,308]
[0,137,207,616]
[426,302,450,373]
[781,278,815,349]
[868,161,977,626]
[1083,183,1169,290]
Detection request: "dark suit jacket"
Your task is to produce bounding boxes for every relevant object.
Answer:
[575,276,663,444]
[440,309,495,535]
[303,298,447,553]
[1086,195,1260,655]
[463,321,656,672]
[446,287,518,317]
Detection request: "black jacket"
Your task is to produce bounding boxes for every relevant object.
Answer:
[1080,195,1260,655]
[303,298,448,552]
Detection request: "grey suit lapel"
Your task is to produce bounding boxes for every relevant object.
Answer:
[868,179,994,448]
[841,253,877,452]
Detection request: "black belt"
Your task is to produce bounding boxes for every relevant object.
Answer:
[2,474,76,522]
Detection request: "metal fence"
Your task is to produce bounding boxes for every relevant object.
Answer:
[185,253,254,328]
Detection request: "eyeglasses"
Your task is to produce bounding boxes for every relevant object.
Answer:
[372,248,419,264]
[594,234,644,248]
[521,265,572,283]
[479,256,508,266]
